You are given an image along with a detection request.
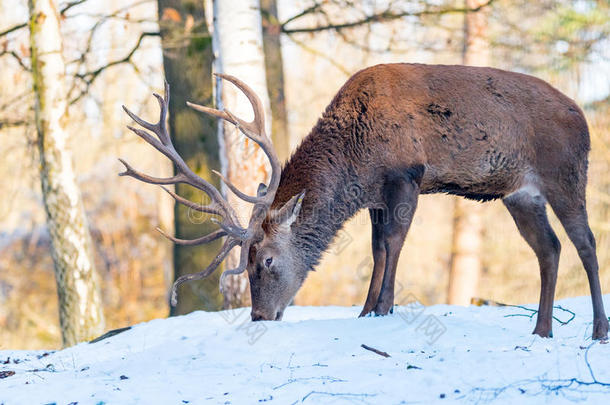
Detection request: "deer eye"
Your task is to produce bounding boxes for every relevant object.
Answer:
[265,257,273,268]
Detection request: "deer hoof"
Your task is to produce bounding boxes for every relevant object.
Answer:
[373,301,393,316]
[358,308,373,318]
[592,318,609,341]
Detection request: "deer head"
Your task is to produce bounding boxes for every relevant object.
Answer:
[120,74,305,321]
[247,190,307,320]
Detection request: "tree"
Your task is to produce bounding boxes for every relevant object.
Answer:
[446,0,490,306]
[261,0,290,161]
[28,0,105,346]
[210,0,273,307]
[156,0,223,315]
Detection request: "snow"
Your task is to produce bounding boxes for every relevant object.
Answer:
[1,295,609,404]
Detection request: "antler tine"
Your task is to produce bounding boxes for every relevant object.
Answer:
[215,74,282,206]
[187,74,265,140]
[186,101,234,125]
[209,217,249,240]
[215,73,266,136]
[156,80,171,145]
[160,186,224,217]
[251,130,281,206]
[188,74,282,207]
[118,158,185,185]
[122,80,170,145]
[156,227,226,246]
[211,170,260,204]
[122,105,157,133]
[170,238,240,306]
[121,82,246,231]
[125,125,163,150]
[219,239,251,294]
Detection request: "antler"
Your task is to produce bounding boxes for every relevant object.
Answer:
[120,75,281,305]
[187,74,281,207]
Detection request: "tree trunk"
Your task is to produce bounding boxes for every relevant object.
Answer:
[157,0,223,315]
[28,0,105,346]
[261,0,290,161]
[447,0,490,306]
[211,0,273,308]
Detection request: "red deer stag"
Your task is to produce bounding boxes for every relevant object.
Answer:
[120,64,608,340]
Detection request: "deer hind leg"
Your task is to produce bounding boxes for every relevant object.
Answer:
[546,191,609,340]
[503,190,561,338]
[373,173,420,316]
[359,208,387,317]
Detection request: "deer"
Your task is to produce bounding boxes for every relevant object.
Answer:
[120,63,609,340]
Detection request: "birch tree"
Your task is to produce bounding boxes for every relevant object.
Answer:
[29,0,105,346]
[447,0,490,305]
[210,0,273,307]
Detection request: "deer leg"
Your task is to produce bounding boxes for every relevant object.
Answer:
[360,208,387,317]
[547,194,609,340]
[374,175,419,316]
[503,191,561,338]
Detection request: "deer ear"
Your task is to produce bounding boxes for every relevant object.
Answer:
[276,190,306,229]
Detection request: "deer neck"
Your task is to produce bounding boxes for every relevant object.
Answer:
[272,122,367,270]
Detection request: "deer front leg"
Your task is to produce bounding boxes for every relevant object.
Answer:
[374,172,420,316]
[359,208,387,317]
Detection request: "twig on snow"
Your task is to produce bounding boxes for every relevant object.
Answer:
[503,304,576,325]
[361,344,390,358]
[301,391,376,403]
[472,298,576,325]
[463,341,610,403]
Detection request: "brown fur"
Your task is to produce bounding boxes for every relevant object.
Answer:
[247,63,608,340]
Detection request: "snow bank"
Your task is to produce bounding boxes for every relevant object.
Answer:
[1,295,609,404]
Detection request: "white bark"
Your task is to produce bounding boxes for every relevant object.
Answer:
[211,0,272,307]
[29,0,105,346]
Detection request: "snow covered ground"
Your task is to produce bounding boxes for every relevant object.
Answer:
[1,295,609,405]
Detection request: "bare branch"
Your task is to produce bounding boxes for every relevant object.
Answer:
[0,90,33,111]
[59,0,89,16]
[69,31,160,104]
[0,119,28,129]
[281,0,497,34]
[0,22,26,39]
[0,49,30,71]
[281,1,323,26]
[0,0,91,39]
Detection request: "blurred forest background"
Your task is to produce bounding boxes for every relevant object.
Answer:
[0,0,609,349]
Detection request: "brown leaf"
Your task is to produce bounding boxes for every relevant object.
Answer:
[35,12,46,25]
[19,42,30,58]
[161,7,181,22]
